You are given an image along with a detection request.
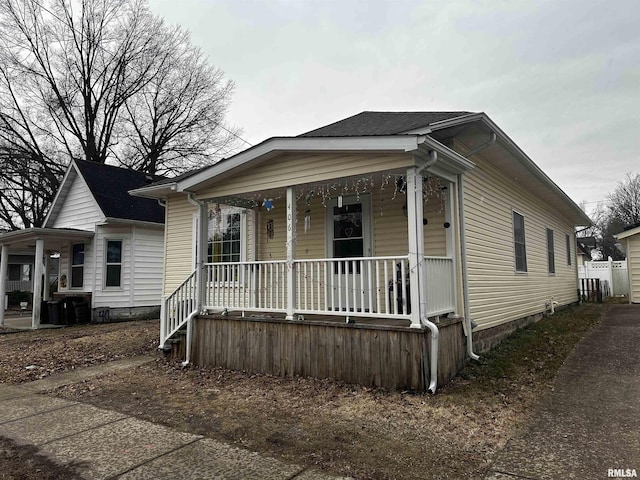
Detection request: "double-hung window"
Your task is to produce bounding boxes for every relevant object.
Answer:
[566,234,572,266]
[105,240,123,288]
[71,243,85,288]
[207,206,244,282]
[513,211,527,272]
[547,229,555,274]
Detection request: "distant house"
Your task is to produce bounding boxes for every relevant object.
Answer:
[132,111,590,392]
[0,160,165,328]
[615,224,640,303]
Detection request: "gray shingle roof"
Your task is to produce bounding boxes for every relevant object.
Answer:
[298,111,474,137]
[74,160,166,224]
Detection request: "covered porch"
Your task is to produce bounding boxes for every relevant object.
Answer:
[0,228,94,328]
[163,166,469,374]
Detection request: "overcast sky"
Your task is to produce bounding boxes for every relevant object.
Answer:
[148,0,640,211]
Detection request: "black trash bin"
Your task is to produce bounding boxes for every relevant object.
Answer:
[47,301,61,325]
[389,263,411,315]
[73,301,91,324]
[40,300,49,324]
[60,298,78,324]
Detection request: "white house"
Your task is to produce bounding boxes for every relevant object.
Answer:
[0,159,165,328]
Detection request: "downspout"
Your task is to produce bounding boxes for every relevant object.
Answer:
[457,174,480,361]
[416,149,440,394]
[459,132,496,361]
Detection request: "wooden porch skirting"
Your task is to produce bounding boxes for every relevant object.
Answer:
[186,314,466,392]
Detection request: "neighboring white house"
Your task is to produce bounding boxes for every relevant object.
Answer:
[615,224,640,303]
[0,159,165,328]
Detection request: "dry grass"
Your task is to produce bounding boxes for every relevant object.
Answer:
[46,303,602,480]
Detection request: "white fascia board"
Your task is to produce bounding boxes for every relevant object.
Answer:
[128,182,177,199]
[432,113,591,226]
[0,227,94,246]
[42,161,78,227]
[179,136,422,191]
[478,116,591,225]
[615,225,640,240]
[417,136,475,173]
[101,217,165,229]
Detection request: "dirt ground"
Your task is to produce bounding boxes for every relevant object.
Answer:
[0,305,603,479]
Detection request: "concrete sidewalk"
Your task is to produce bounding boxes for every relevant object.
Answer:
[486,304,640,479]
[0,356,350,479]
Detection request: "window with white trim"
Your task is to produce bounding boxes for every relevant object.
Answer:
[71,243,84,288]
[105,240,123,287]
[207,208,242,263]
[513,211,527,272]
[547,228,555,274]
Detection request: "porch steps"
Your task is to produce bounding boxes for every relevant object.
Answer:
[162,326,187,360]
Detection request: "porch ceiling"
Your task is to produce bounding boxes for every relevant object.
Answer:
[0,228,94,252]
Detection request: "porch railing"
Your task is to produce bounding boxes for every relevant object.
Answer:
[161,269,197,347]
[201,255,456,320]
[203,261,288,312]
[6,280,32,292]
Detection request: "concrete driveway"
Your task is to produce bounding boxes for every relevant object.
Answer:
[486,304,640,479]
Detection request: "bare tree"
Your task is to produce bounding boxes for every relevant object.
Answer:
[0,0,238,229]
[608,173,640,228]
[0,0,165,164]
[121,26,240,176]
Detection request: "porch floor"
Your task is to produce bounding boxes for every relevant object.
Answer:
[200,310,461,330]
[1,310,65,331]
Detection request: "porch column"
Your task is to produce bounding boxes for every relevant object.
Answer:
[32,238,44,329]
[406,167,426,328]
[286,186,296,320]
[444,181,458,314]
[0,245,8,325]
[196,201,209,311]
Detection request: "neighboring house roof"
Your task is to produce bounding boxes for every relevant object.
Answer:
[299,111,474,137]
[74,160,165,224]
[615,223,640,240]
[45,160,166,226]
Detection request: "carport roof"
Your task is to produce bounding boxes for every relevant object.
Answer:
[0,228,94,251]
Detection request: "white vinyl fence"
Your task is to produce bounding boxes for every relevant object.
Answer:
[578,260,629,297]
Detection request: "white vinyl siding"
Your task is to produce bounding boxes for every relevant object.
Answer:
[462,151,579,331]
[132,227,165,305]
[47,171,103,230]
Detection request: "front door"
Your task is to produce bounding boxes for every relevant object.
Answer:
[327,195,372,312]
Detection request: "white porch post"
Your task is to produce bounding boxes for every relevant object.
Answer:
[196,201,208,311]
[286,186,296,320]
[444,180,458,314]
[0,245,8,325]
[407,167,426,328]
[32,239,44,329]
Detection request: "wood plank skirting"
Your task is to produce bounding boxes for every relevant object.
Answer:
[186,315,466,392]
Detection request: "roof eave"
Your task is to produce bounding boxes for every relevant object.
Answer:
[615,225,640,240]
[178,136,429,192]
[129,182,178,199]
